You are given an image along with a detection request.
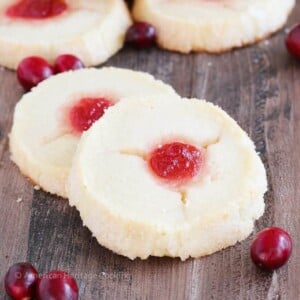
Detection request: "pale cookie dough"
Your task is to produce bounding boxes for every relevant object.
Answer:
[10,67,179,197]
[133,0,295,53]
[68,96,267,260]
[0,0,131,69]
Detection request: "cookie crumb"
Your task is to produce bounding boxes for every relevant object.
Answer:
[17,197,23,203]
[34,185,41,190]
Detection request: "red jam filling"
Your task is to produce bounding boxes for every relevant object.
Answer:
[6,0,67,19]
[69,98,113,133]
[149,142,201,182]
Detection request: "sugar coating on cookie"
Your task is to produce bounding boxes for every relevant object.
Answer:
[68,96,267,260]
[9,67,179,197]
[0,0,131,69]
[133,0,295,53]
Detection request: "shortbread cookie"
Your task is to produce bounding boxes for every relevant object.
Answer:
[132,0,295,53]
[68,96,267,260]
[10,68,179,197]
[0,0,131,69]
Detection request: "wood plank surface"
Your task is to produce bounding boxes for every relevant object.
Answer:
[0,3,300,299]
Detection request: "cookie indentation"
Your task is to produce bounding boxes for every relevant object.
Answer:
[69,97,113,133]
[149,142,202,182]
[6,0,67,19]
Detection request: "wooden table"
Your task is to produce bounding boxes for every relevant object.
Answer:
[1,4,299,300]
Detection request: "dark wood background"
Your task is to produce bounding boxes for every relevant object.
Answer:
[0,3,299,299]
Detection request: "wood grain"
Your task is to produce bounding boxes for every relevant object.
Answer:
[1,3,300,299]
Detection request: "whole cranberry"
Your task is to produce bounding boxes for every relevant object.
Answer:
[54,54,85,73]
[36,270,78,300]
[126,22,157,49]
[251,227,292,271]
[17,56,54,91]
[5,262,38,300]
[286,24,300,58]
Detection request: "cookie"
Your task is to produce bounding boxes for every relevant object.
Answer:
[132,0,295,53]
[68,96,267,260]
[0,0,131,69]
[9,67,179,197]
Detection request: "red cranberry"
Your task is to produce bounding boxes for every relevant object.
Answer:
[126,22,157,49]
[251,227,292,271]
[286,24,300,58]
[69,97,113,132]
[54,54,85,73]
[6,0,67,19]
[5,262,38,300]
[149,142,202,181]
[36,270,78,300]
[17,56,54,91]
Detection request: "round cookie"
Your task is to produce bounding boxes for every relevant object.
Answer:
[67,96,267,260]
[132,0,295,53]
[10,67,179,198]
[0,0,131,69]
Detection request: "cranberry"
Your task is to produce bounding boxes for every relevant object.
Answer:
[54,54,85,73]
[17,56,54,91]
[6,0,67,19]
[126,22,157,49]
[69,97,113,132]
[286,24,300,59]
[36,270,78,300]
[251,227,292,271]
[5,262,38,300]
[149,142,201,181]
